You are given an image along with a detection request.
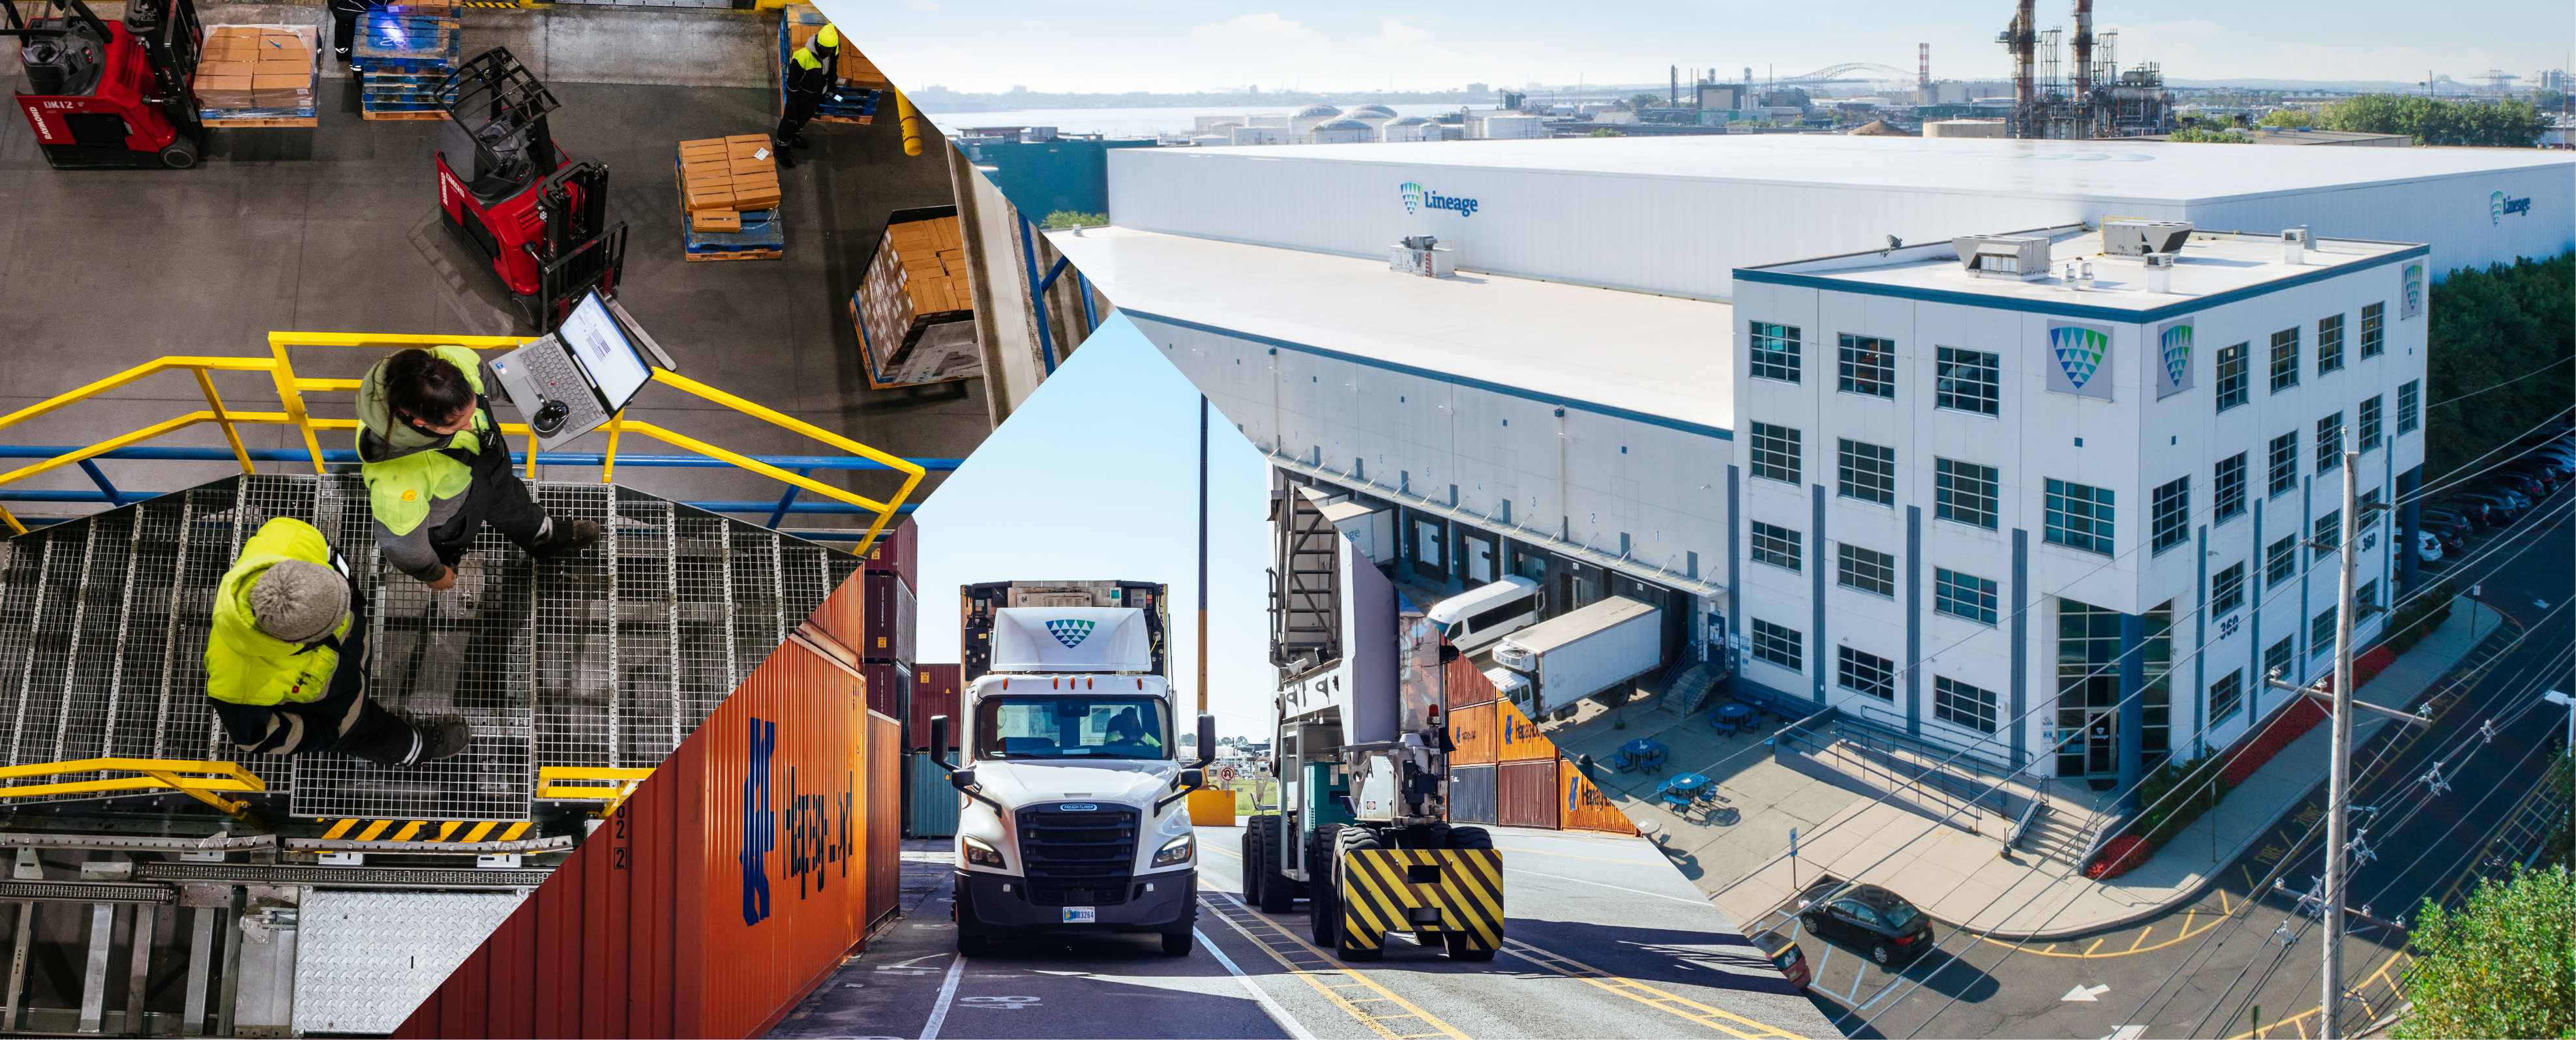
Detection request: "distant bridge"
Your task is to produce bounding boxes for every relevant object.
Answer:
[1767,63,1917,87]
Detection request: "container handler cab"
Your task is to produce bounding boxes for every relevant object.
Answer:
[929,581,1219,957]
[1242,477,1505,962]
[4,0,203,169]
[435,46,625,331]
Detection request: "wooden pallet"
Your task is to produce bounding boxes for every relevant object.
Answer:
[848,295,974,389]
[362,108,447,121]
[685,247,783,263]
[203,115,318,127]
[813,113,875,125]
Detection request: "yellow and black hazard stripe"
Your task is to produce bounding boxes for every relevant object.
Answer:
[1336,847,1505,953]
[319,819,534,842]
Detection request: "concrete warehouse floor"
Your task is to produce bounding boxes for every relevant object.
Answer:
[0,5,988,537]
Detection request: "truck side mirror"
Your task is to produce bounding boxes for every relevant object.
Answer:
[949,766,978,792]
[927,715,953,772]
[1195,713,1218,767]
[1180,768,1204,789]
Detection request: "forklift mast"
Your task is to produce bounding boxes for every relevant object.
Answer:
[443,46,562,188]
[436,46,624,329]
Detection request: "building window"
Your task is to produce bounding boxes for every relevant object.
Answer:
[1752,619,1803,670]
[2269,328,2301,393]
[1935,568,1998,625]
[2151,477,2191,554]
[1935,346,2001,416]
[2311,606,2337,657]
[1838,439,1896,506]
[2358,578,2380,614]
[1838,646,1895,701]
[2215,453,2249,522]
[2316,314,2345,375]
[1750,521,1803,572]
[2317,413,2344,473]
[2267,534,2299,588]
[1838,334,1896,398]
[1934,676,1999,734]
[2264,635,2296,683]
[2269,432,2300,498]
[2215,342,2251,412]
[2398,379,2420,434]
[2057,599,2170,773]
[2044,478,2115,555]
[2209,670,2244,726]
[1934,458,2000,529]
[1750,422,1802,484]
[2313,509,2343,563]
[1837,543,1896,597]
[2360,303,2385,359]
[2359,396,2384,453]
[2212,561,2246,617]
[1750,321,1802,383]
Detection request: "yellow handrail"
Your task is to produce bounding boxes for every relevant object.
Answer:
[537,765,656,818]
[0,333,924,548]
[0,758,268,818]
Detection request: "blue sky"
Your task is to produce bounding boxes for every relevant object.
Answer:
[818,1,2572,96]
[911,314,1280,737]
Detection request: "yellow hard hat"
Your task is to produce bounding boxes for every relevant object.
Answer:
[815,25,839,50]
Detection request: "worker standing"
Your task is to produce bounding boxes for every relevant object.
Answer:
[355,346,601,591]
[773,25,839,168]
[327,0,377,69]
[206,516,467,765]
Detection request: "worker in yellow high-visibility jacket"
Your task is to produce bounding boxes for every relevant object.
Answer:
[205,516,467,765]
[355,346,600,590]
[774,25,841,168]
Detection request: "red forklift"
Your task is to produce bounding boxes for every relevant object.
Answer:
[5,0,204,168]
[436,46,625,330]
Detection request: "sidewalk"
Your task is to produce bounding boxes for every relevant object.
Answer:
[1703,596,2500,940]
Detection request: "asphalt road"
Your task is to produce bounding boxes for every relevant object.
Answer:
[771,825,1846,1040]
[1755,492,2575,1039]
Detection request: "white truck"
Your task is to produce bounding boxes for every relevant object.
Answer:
[929,580,1217,957]
[1490,597,1663,719]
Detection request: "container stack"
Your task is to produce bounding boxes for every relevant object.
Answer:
[780,3,890,125]
[194,25,318,127]
[355,4,461,121]
[854,518,916,721]
[850,207,981,389]
[677,135,786,260]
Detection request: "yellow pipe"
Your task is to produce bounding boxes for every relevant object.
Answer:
[0,412,233,490]
[265,340,327,474]
[649,369,925,479]
[192,369,258,475]
[601,411,625,484]
[0,357,278,434]
[614,421,888,513]
[897,91,926,156]
[0,503,22,537]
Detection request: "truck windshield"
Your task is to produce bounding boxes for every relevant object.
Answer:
[974,697,1171,760]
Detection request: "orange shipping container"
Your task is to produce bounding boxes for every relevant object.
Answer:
[1496,698,1555,762]
[393,636,896,1039]
[1448,699,1497,765]
[1559,763,1637,835]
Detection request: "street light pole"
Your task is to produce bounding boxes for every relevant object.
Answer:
[2320,438,2360,1040]
[2547,690,2573,860]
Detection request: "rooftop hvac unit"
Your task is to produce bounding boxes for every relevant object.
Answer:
[1391,235,1456,278]
[2144,250,2176,293]
[1953,234,2050,280]
[2103,218,2194,257]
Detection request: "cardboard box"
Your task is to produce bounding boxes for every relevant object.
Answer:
[723,134,769,146]
[200,60,258,80]
[725,141,772,161]
[726,157,772,178]
[679,137,725,151]
[196,75,256,109]
[685,169,732,190]
[730,181,781,210]
[251,73,312,100]
[684,185,738,213]
[691,211,743,233]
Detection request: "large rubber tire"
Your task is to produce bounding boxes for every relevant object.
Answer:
[1242,825,1263,905]
[1161,930,1194,957]
[957,932,988,957]
[1333,827,1385,962]
[159,135,198,169]
[1250,815,1294,912]
[1446,826,1494,850]
[1307,824,1343,946]
[1444,933,1498,962]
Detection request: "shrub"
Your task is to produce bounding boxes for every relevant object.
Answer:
[2221,699,2329,788]
[2087,835,2150,880]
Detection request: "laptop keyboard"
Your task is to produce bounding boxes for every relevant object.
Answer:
[522,338,606,434]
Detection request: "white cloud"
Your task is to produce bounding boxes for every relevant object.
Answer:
[907,0,940,10]
[1190,12,1317,43]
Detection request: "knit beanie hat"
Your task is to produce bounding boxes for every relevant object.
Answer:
[249,561,348,644]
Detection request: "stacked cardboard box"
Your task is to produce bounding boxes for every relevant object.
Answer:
[195,25,316,114]
[854,209,980,386]
[678,136,782,234]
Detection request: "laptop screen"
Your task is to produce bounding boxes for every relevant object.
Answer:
[559,291,655,409]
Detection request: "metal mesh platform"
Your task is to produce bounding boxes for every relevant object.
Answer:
[0,475,860,823]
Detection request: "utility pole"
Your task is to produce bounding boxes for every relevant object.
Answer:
[1197,395,1212,716]
[2321,433,2360,1040]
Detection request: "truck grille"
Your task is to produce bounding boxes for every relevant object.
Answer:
[1015,805,1138,906]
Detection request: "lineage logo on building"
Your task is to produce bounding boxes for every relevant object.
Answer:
[1399,181,1479,217]
[2490,190,2532,225]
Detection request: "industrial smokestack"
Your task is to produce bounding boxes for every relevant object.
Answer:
[2003,0,2037,124]
[2072,0,2094,134]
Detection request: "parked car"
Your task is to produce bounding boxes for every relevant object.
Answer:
[2503,464,2565,493]
[1751,929,1812,990]
[2416,529,2444,564]
[2448,492,2521,524]
[2490,471,2553,499]
[2423,504,2487,532]
[1797,880,1935,966]
[2418,508,2473,542]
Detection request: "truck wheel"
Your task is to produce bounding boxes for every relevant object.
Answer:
[1446,827,1494,850]
[1161,930,1193,957]
[1444,933,1498,962]
[1251,816,1293,912]
[1307,824,1343,945]
[957,933,988,957]
[1333,828,1385,961]
[1242,826,1263,904]
[159,136,198,169]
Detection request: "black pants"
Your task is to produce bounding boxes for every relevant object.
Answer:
[328,0,370,64]
[430,434,550,568]
[775,90,824,142]
[213,594,417,762]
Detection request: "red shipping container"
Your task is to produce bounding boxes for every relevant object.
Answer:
[393,636,895,1039]
[863,571,916,664]
[858,517,916,589]
[859,662,910,721]
[1444,656,1500,710]
[1497,758,1560,830]
[910,663,962,749]
[804,560,868,658]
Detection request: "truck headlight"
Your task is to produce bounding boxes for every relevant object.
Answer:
[1152,835,1193,867]
[962,835,1006,869]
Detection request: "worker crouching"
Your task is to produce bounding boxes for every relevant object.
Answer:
[207,517,466,765]
[356,346,601,590]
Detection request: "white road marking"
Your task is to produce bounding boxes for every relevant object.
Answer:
[918,955,966,1040]
[1810,940,1833,980]
[1844,962,1868,1002]
[2063,983,2110,1002]
[1199,927,1319,1040]
[1505,867,1717,906]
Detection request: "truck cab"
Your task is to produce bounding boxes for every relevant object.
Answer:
[934,582,1216,957]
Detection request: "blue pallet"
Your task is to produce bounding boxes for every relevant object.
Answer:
[685,209,786,253]
[201,106,318,119]
[779,12,882,123]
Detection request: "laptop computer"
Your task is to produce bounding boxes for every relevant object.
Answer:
[488,291,675,452]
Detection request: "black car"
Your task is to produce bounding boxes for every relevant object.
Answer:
[2490,471,2553,499]
[2447,492,2519,524]
[1797,880,1934,966]
[2425,503,2489,531]
[2418,508,2476,540]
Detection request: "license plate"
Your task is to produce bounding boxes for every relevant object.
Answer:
[1062,907,1096,923]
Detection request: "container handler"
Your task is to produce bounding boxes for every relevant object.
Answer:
[1240,477,1504,962]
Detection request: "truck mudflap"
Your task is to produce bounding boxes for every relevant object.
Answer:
[955,870,1197,934]
[1337,848,1504,955]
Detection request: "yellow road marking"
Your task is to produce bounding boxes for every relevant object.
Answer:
[2219,890,2231,914]
[2124,927,2153,953]
[2226,947,2415,1039]
[2084,938,2104,955]
[1977,906,2234,958]
[1502,939,1806,1039]
[1199,894,1467,1040]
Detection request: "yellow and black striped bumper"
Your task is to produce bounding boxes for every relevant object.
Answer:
[320,819,534,843]
[1338,848,1505,952]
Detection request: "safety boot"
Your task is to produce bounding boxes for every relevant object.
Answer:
[530,517,602,560]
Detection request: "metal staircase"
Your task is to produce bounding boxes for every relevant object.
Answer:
[0,473,859,824]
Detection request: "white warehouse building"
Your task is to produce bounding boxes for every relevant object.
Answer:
[1053,134,2569,787]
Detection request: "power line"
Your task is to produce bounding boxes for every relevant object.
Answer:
[2428,355,2573,409]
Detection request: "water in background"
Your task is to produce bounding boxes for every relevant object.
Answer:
[925,103,1463,139]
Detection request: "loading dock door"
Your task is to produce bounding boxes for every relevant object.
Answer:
[1463,534,1495,584]
[1411,516,1447,582]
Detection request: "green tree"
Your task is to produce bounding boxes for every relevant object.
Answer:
[1040,211,1107,230]
[1626,92,1662,111]
[1587,126,1623,138]
[2534,87,2568,112]
[2392,865,2575,1039]
[2258,108,2322,128]
[2424,252,2576,478]
[2320,94,2549,147]
[2165,126,2251,143]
